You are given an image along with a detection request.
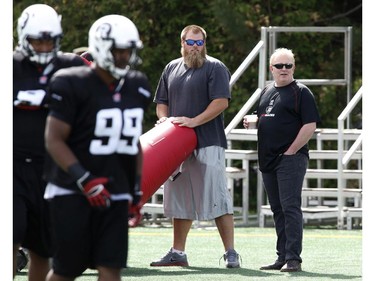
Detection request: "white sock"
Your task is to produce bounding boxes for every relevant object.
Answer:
[171,248,185,255]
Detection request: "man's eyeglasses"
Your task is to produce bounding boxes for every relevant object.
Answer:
[185,39,205,46]
[272,63,293,69]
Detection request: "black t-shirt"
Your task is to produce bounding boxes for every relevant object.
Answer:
[257,80,320,172]
[44,66,152,194]
[13,51,86,161]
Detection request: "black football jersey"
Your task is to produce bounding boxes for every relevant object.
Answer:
[13,51,86,160]
[44,66,152,194]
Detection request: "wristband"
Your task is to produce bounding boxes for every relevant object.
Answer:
[134,175,141,192]
[67,162,87,181]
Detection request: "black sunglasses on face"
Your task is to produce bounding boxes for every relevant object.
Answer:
[185,39,205,46]
[272,63,293,69]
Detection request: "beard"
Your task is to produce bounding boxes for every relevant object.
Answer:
[181,46,206,68]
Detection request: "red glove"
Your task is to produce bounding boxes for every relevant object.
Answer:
[78,173,111,208]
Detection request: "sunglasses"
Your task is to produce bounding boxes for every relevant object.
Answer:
[272,63,293,69]
[185,39,205,46]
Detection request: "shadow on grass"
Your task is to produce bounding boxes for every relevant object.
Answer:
[280,270,361,280]
[119,266,361,280]
[122,266,266,278]
[18,268,361,280]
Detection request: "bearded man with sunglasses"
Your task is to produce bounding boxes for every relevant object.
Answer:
[244,48,320,272]
[150,24,240,268]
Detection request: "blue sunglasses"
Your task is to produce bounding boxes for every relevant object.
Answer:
[185,39,205,46]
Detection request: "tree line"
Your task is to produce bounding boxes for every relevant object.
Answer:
[13,0,362,132]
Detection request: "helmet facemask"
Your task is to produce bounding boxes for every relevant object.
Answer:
[20,34,62,65]
[89,15,143,80]
[17,4,63,65]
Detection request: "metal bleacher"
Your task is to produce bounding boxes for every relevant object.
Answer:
[140,26,362,230]
[224,26,362,230]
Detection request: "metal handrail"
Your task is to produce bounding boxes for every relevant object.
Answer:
[265,79,348,86]
[337,86,363,229]
[229,41,264,88]
[343,134,362,166]
[225,40,265,136]
[225,26,356,228]
[226,26,352,138]
[224,41,265,177]
[225,88,262,136]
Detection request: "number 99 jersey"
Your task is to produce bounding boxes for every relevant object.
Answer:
[44,65,152,195]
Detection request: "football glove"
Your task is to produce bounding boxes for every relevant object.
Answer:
[77,172,111,209]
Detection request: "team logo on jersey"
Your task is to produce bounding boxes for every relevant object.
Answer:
[266,99,274,114]
[265,92,280,116]
[113,92,121,102]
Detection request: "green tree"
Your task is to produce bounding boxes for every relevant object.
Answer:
[13,0,362,132]
[13,0,362,212]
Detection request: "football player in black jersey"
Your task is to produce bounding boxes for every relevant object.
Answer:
[43,14,152,280]
[13,4,86,280]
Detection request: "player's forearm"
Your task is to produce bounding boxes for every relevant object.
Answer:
[136,142,143,177]
[47,139,79,172]
[45,116,78,172]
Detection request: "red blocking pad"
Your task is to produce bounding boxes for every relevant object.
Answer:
[139,118,197,206]
[129,118,197,227]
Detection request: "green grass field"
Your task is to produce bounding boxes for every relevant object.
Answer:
[15,223,362,281]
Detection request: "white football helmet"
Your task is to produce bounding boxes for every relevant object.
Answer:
[17,4,62,65]
[88,15,143,79]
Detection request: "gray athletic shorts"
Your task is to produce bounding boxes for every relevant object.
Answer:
[163,146,233,220]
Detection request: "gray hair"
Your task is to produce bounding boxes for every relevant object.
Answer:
[269,48,295,65]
